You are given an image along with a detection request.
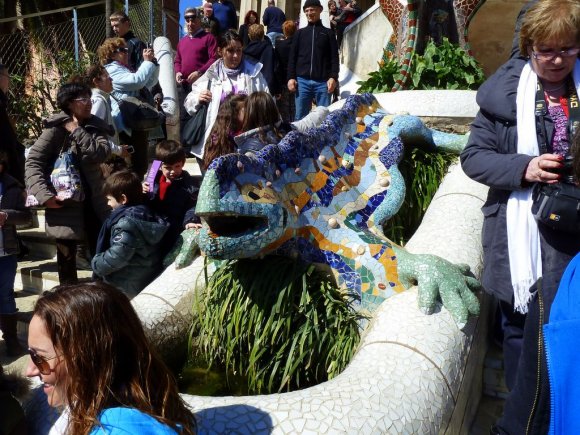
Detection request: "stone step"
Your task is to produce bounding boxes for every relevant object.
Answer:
[15,257,93,295]
[19,228,56,260]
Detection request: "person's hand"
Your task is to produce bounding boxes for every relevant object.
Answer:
[524,153,563,184]
[198,89,213,104]
[64,117,79,133]
[288,79,297,93]
[143,48,155,62]
[327,78,337,93]
[176,72,183,83]
[153,93,163,109]
[185,222,202,230]
[44,197,63,209]
[0,211,7,227]
[120,145,131,158]
[187,71,202,84]
[142,181,150,194]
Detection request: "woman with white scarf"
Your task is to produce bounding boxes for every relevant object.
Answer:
[461,0,579,432]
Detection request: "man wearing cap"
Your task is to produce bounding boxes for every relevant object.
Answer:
[201,2,221,36]
[287,0,339,120]
[175,7,218,92]
[262,0,286,47]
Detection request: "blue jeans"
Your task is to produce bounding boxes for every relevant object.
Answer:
[0,255,17,314]
[295,77,331,121]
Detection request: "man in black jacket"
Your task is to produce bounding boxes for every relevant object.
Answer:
[287,0,339,120]
[110,11,147,71]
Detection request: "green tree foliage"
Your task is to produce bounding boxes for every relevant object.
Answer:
[189,257,367,395]
[8,50,93,142]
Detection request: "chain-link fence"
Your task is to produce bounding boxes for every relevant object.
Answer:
[0,0,167,142]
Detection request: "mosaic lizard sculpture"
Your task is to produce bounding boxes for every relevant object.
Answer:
[380,0,486,90]
[167,94,480,327]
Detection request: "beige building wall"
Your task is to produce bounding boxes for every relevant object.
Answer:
[468,0,528,77]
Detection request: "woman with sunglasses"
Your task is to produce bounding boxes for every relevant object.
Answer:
[25,82,114,285]
[25,281,196,434]
[460,0,580,432]
[184,30,269,162]
[97,37,159,179]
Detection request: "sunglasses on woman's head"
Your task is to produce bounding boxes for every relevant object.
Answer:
[28,348,59,375]
[114,47,129,53]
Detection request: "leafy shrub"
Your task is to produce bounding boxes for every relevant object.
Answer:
[407,39,485,90]
[356,39,485,93]
[189,256,366,395]
[356,52,399,93]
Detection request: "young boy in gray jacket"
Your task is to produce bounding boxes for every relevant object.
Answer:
[92,170,168,298]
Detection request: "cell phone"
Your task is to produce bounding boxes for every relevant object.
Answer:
[146,42,152,49]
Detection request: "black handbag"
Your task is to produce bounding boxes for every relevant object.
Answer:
[181,80,212,150]
[531,182,580,234]
[111,91,163,131]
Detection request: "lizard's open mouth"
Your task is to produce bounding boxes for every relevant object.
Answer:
[203,214,269,237]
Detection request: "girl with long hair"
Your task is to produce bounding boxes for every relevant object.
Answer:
[234,91,290,155]
[202,93,247,170]
[25,282,196,434]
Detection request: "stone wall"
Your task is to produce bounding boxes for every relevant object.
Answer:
[468,0,528,76]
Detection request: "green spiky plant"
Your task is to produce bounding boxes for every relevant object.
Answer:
[188,256,367,395]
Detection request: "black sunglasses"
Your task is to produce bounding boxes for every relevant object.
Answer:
[185,15,197,22]
[28,348,59,375]
[114,47,129,53]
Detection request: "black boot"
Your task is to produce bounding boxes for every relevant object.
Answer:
[0,313,24,357]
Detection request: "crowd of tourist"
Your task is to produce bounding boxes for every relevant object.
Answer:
[3,0,579,433]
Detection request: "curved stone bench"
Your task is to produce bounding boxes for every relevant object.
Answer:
[133,162,489,434]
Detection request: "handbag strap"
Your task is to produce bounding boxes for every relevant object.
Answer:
[56,125,73,156]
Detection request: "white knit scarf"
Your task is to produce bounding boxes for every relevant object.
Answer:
[508,60,580,314]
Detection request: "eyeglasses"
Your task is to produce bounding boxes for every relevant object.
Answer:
[73,97,92,104]
[531,47,580,62]
[113,47,129,54]
[185,15,197,22]
[28,348,60,375]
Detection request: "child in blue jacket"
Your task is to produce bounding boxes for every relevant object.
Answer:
[142,140,201,256]
[92,170,168,298]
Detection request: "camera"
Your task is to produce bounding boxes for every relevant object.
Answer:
[553,155,575,184]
